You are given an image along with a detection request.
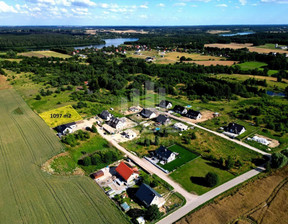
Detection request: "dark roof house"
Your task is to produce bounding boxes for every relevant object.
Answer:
[173,105,187,115]
[108,117,125,129]
[154,146,176,163]
[135,183,162,207]
[156,115,170,125]
[55,122,76,134]
[226,123,246,135]
[140,109,156,118]
[159,100,172,109]
[186,109,202,120]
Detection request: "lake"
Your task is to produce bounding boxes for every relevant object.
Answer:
[266,91,286,97]
[74,38,139,50]
[220,31,255,37]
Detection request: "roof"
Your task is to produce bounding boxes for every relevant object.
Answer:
[226,123,245,134]
[174,105,186,112]
[92,170,104,179]
[100,110,112,119]
[186,109,201,117]
[159,100,172,108]
[55,122,76,133]
[115,162,134,181]
[140,109,154,118]
[174,122,188,129]
[155,146,174,160]
[136,183,161,207]
[156,115,169,124]
[108,117,125,128]
[120,202,130,212]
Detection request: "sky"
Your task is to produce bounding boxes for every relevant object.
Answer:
[0,0,287,26]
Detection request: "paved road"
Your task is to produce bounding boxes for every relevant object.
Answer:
[166,113,271,156]
[157,165,265,224]
[96,126,197,202]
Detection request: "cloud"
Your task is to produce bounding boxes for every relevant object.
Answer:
[174,3,186,6]
[216,4,228,7]
[71,0,96,7]
[239,0,247,5]
[157,3,165,7]
[0,1,18,13]
[261,0,288,3]
[139,4,148,9]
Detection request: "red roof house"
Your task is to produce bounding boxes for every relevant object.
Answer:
[115,162,138,182]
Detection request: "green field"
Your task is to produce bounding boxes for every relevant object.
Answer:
[19,50,71,59]
[0,89,127,224]
[170,157,235,195]
[237,61,267,70]
[160,144,199,172]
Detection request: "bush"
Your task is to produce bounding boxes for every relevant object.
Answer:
[83,156,92,166]
[270,152,288,169]
[145,205,162,221]
[205,172,219,187]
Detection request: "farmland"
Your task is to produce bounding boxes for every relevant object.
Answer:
[176,166,288,224]
[0,89,128,224]
[19,50,71,59]
[39,105,83,127]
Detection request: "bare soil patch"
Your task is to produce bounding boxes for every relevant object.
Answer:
[187,61,238,66]
[0,75,11,90]
[176,166,288,224]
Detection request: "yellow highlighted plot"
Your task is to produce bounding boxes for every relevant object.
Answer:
[39,105,82,127]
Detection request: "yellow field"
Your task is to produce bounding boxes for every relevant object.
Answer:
[39,105,82,127]
[19,50,71,59]
[0,58,22,62]
[127,50,222,64]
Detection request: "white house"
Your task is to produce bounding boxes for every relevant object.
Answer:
[226,123,246,135]
[55,122,77,135]
[159,100,173,109]
[186,109,202,120]
[140,109,157,119]
[99,110,113,121]
[108,117,126,130]
[154,146,177,164]
[173,122,188,131]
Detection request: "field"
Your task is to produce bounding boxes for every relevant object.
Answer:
[0,89,128,224]
[39,105,83,127]
[236,61,279,75]
[0,75,11,90]
[19,50,71,58]
[170,157,235,195]
[205,43,288,54]
[160,144,199,172]
[187,60,237,66]
[176,166,288,224]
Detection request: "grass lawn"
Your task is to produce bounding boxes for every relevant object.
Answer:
[170,157,235,195]
[237,61,267,70]
[160,144,199,172]
[39,105,82,127]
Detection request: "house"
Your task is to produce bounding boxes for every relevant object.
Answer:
[135,183,165,208]
[159,100,172,109]
[92,170,104,180]
[173,122,188,131]
[136,216,145,224]
[173,105,187,115]
[154,146,176,164]
[55,122,77,135]
[140,109,157,119]
[99,110,113,121]
[226,123,246,135]
[155,115,170,125]
[145,57,155,62]
[123,130,137,139]
[108,117,126,130]
[213,112,220,117]
[115,161,139,183]
[186,109,202,120]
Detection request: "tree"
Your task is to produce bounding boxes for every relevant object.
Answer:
[154,135,159,146]
[145,205,162,221]
[205,172,219,187]
[35,95,42,100]
[91,125,97,133]
[285,86,288,99]
[191,132,197,140]
[91,154,101,165]
[226,156,235,170]
[270,152,288,169]
[83,156,92,166]
[144,139,151,147]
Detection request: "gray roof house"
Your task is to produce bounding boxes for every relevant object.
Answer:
[154,146,176,163]
[135,184,165,208]
[99,110,113,121]
[108,117,126,130]
[155,115,170,125]
[159,100,172,109]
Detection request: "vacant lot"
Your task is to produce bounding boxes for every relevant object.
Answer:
[39,105,83,127]
[0,75,11,90]
[0,89,127,224]
[160,144,199,172]
[170,157,235,195]
[205,43,288,54]
[19,50,71,58]
[176,166,288,224]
